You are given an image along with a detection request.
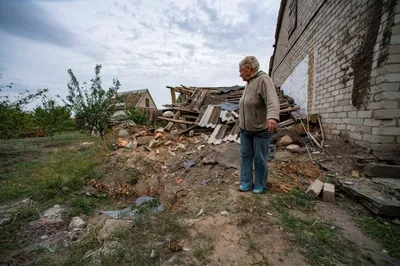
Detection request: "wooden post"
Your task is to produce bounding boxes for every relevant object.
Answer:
[170,88,176,104]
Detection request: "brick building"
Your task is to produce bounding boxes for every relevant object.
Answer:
[269,0,400,162]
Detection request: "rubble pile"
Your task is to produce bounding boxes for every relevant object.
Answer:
[159,85,324,149]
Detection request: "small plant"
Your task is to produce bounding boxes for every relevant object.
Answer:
[71,196,94,216]
[194,243,215,261]
[125,107,147,125]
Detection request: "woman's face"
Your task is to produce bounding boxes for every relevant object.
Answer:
[239,65,252,81]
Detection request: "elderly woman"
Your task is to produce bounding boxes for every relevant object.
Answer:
[238,56,280,194]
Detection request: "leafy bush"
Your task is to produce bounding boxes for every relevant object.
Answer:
[125,107,147,125]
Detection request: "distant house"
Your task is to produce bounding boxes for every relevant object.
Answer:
[269,0,400,162]
[113,89,157,120]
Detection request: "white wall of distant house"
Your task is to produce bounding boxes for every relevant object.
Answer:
[280,55,308,115]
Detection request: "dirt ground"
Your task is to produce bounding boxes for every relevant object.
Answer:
[1,132,399,266]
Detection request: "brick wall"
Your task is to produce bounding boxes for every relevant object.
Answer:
[271,0,400,161]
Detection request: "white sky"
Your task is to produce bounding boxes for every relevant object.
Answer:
[0,0,280,109]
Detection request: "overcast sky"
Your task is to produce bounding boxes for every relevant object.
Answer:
[0,0,279,109]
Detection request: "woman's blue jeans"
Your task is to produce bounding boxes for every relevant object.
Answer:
[239,129,270,190]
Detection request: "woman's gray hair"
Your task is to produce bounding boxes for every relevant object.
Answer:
[239,56,260,71]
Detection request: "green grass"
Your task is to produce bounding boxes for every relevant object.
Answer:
[272,190,358,266]
[357,216,400,259]
[0,132,109,203]
[59,211,189,266]
[70,196,108,216]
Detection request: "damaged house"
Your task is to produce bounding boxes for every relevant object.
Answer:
[269,0,400,163]
[113,89,158,120]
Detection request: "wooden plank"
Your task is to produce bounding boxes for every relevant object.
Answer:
[165,111,181,131]
[181,114,199,119]
[158,116,198,125]
[280,106,300,113]
[170,88,176,104]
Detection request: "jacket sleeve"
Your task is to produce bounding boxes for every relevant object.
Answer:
[260,75,280,122]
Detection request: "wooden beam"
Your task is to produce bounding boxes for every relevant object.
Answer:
[280,106,300,113]
[165,111,181,131]
[158,117,198,125]
[170,88,176,104]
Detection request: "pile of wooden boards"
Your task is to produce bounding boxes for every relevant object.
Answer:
[158,85,304,135]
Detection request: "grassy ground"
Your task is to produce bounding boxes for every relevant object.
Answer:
[271,190,359,266]
[357,216,400,259]
[0,132,109,203]
[57,210,189,266]
[0,132,111,256]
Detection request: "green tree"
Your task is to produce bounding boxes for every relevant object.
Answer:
[0,74,48,139]
[62,65,121,137]
[34,97,72,137]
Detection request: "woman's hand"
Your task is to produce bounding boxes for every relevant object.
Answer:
[267,119,277,133]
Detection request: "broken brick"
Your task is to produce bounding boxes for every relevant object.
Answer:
[323,183,335,202]
[306,179,324,198]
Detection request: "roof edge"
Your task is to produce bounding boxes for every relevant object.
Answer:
[269,0,287,76]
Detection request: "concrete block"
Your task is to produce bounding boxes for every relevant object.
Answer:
[374,109,400,119]
[306,179,324,198]
[349,132,363,140]
[374,91,400,102]
[357,111,373,118]
[364,163,400,179]
[364,118,382,126]
[350,118,364,125]
[323,183,335,202]
[363,134,395,143]
[372,127,400,136]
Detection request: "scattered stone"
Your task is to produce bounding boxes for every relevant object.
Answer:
[42,204,64,222]
[21,198,31,204]
[168,150,176,157]
[177,143,186,150]
[200,133,209,141]
[69,217,86,231]
[136,136,154,146]
[196,209,204,217]
[164,140,172,146]
[351,170,360,178]
[323,183,335,202]
[286,144,300,153]
[117,129,129,137]
[364,163,400,179]
[220,211,229,216]
[197,145,205,150]
[98,220,133,241]
[182,247,191,252]
[267,212,273,216]
[278,135,293,147]
[344,181,354,185]
[154,132,163,139]
[382,249,388,254]
[125,139,137,149]
[162,111,174,118]
[156,127,165,133]
[80,142,94,146]
[150,250,156,258]
[305,179,324,198]
[148,139,159,149]
[393,218,400,225]
[188,130,195,137]
[156,149,160,155]
[203,158,217,165]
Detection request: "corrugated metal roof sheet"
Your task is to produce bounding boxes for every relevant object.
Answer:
[223,121,240,144]
[198,105,221,128]
[207,124,229,145]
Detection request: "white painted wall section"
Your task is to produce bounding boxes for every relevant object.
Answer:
[281,55,309,115]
